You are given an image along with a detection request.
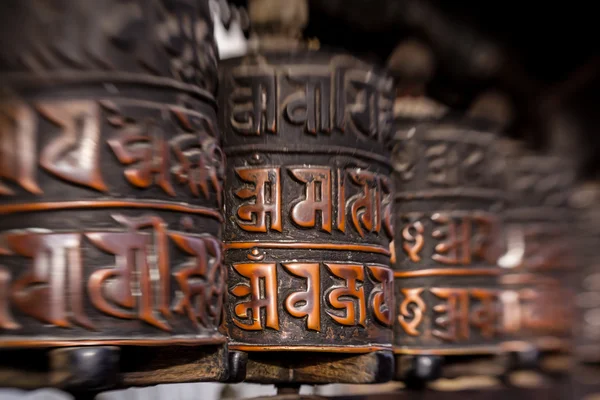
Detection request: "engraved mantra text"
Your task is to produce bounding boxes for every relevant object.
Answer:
[0,215,224,332]
[398,287,498,342]
[229,64,393,140]
[400,212,499,265]
[230,263,393,331]
[233,166,393,238]
[0,100,223,204]
[393,135,495,188]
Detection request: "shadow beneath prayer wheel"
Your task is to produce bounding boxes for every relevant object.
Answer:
[241,351,394,385]
[0,345,229,393]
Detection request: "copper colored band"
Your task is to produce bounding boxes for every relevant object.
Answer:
[0,200,223,221]
[394,188,507,201]
[393,345,500,356]
[225,241,391,256]
[224,144,392,167]
[535,337,572,352]
[500,274,559,285]
[394,268,500,278]
[501,341,538,353]
[0,336,228,348]
[229,344,392,353]
[502,339,571,354]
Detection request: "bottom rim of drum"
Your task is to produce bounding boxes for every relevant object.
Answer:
[0,336,228,349]
[393,345,501,356]
[229,344,392,353]
[535,336,572,352]
[501,338,571,353]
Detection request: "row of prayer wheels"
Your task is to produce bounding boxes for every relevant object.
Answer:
[0,0,597,394]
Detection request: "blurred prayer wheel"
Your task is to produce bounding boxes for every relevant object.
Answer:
[500,150,576,369]
[0,0,227,391]
[220,47,396,383]
[391,113,506,383]
[572,183,600,364]
[494,138,539,369]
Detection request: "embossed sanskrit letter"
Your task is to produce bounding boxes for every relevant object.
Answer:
[432,214,472,265]
[283,74,332,134]
[398,288,426,336]
[231,263,279,330]
[171,233,224,327]
[0,267,19,329]
[290,167,332,232]
[230,69,277,135]
[8,232,92,329]
[87,215,171,331]
[235,167,282,232]
[0,101,42,195]
[38,100,107,192]
[348,170,382,237]
[470,289,497,339]
[402,219,425,262]
[283,263,321,331]
[326,263,366,327]
[106,104,175,196]
[368,266,393,326]
[380,176,394,238]
[431,288,470,342]
[426,143,459,186]
[347,80,383,141]
[432,214,498,265]
[170,109,224,205]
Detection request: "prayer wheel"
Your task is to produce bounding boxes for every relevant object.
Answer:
[494,137,537,370]
[500,150,576,370]
[220,5,396,379]
[572,183,600,364]
[391,113,506,383]
[0,0,227,391]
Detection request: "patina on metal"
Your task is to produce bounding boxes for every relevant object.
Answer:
[0,0,228,390]
[221,0,395,384]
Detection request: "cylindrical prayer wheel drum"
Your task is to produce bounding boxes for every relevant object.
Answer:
[0,0,227,390]
[500,151,576,367]
[495,138,538,367]
[221,49,396,384]
[572,183,600,364]
[391,116,505,382]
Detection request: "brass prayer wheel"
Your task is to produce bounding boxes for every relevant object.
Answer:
[0,0,227,390]
[500,150,576,366]
[391,114,505,382]
[220,48,396,383]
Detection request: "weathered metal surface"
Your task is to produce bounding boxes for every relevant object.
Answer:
[391,114,505,372]
[500,149,576,359]
[220,49,395,382]
[0,0,227,387]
